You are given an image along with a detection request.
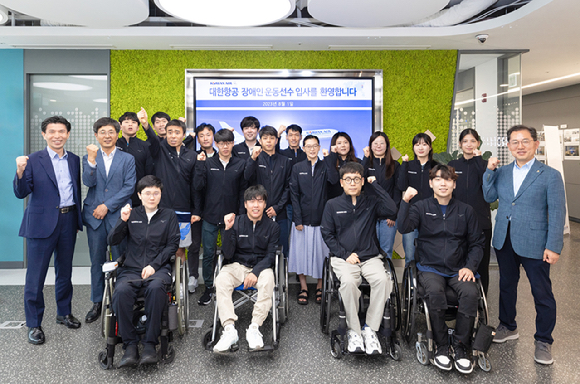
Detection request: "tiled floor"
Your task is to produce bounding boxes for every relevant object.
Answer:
[1,222,579,384]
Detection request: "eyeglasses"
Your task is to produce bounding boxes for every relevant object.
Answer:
[98,131,117,137]
[342,177,362,184]
[303,145,319,150]
[142,191,161,198]
[509,139,534,147]
[216,141,234,147]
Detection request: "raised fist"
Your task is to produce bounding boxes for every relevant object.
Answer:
[330,145,337,154]
[277,125,287,137]
[367,176,376,184]
[473,149,482,157]
[487,157,499,170]
[86,144,99,164]
[120,204,132,222]
[322,149,329,157]
[197,152,206,161]
[402,154,409,162]
[137,107,149,128]
[16,156,29,173]
[224,213,236,230]
[403,187,418,203]
[363,146,370,158]
[251,146,262,160]
[178,116,186,123]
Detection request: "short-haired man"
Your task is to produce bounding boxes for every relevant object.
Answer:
[245,125,292,257]
[321,162,397,355]
[83,117,136,324]
[117,111,153,207]
[483,125,566,365]
[398,164,484,374]
[143,118,203,293]
[195,129,248,305]
[150,111,171,139]
[233,116,260,160]
[278,124,308,227]
[194,123,217,158]
[14,116,83,344]
[213,185,280,352]
[109,175,180,367]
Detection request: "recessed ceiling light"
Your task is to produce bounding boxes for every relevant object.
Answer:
[93,99,108,103]
[33,83,92,91]
[70,75,107,81]
[155,0,296,27]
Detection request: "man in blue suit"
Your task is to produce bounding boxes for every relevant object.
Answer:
[483,125,566,365]
[14,116,83,345]
[83,117,136,323]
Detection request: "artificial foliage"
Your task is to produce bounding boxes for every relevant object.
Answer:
[110,50,457,156]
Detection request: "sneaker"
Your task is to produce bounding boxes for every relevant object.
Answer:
[361,327,382,355]
[188,276,198,294]
[434,346,452,371]
[453,342,473,374]
[198,287,214,306]
[493,324,519,343]
[534,340,554,365]
[347,330,365,353]
[246,323,264,350]
[213,324,239,353]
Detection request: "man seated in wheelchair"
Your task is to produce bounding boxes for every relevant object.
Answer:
[213,184,280,353]
[320,162,397,355]
[398,164,484,374]
[107,175,180,367]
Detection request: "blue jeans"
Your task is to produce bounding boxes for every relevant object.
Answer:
[201,221,221,289]
[402,229,418,266]
[376,219,397,259]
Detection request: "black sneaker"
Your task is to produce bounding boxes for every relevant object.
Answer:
[453,342,473,374]
[198,287,214,306]
[434,345,452,371]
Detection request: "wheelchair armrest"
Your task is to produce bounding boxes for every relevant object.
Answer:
[102,261,119,273]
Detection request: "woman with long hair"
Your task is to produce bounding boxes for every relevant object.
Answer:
[362,132,401,258]
[325,132,360,200]
[448,128,492,294]
[397,132,438,265]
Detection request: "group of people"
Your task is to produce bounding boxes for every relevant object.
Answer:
[14,111,565,371]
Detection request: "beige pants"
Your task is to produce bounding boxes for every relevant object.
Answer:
[331,255,391,335]
[215,262,275,327]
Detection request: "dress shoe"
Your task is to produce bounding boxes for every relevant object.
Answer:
[139,344,158,365]
[118,345,140,368]
[28,327,45,345]
[56,314,81,329]
[85,302,102,323]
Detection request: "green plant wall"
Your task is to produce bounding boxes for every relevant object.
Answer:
[110,50,457,157]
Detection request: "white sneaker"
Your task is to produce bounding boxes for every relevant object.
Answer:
[361,327,382,355]
[347,330,365,353]
[188,276,198,294]
[246,323,264,350]
[213,324,238,353]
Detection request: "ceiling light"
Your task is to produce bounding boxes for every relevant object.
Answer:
[522,73,580,89]
[33,82,92,91]
[0,5,9,25]
[70,75,107,81]
[155,0,296,27]
[93,99,108,103]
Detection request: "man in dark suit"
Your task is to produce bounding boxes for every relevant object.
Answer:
[483,125,566,365]
[82,117,136,323]
[14,116,83,345]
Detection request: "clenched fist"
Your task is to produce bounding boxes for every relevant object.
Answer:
[251,146,262,160]
[16,156,29,179]
[86,144,99,164]
[487,157,499,170]
[322,149,329,157]
[224,213,236,230]
[473,149,482,157]
[120,204,132,222]
[363,146,370,158]
[401,154,409,162]
[197,152,206,161]
[367,176,376,184]
[137,107,149,128]
[403,187,418,203]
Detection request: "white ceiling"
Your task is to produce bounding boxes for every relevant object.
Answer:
[0,0,578,95]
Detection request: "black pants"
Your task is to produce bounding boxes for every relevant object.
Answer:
[478,228,492,295]
[188,220,202,279]
[112,269,171,347]
[418,271,478,348]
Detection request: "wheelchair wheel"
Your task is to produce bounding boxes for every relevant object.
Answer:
[162,345,176,364]
[478,351,492,372]
[415,341,429,365]
[98,350,112,370]
[330,337,342,359]
[203,326,221,350]
[320,258,332,334]
[181,258,190,334]
[277,256,288,324]
[400,267,411,344]
[390,343,402,361]
[101,279,113,339]
[385,258,401,331]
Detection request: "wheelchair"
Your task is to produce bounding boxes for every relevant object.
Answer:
[98,255,189,369]
[319,254,402,360]
[400,261,493,372]
[202,246,288,353]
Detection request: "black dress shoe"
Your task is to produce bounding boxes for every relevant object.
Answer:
[85,302,102,323]
[118,345,139,368]
[139,344,158,365]
[28,326,45,345]
[56,314,81,329]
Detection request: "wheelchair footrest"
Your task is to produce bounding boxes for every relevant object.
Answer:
[248,345,274,353]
